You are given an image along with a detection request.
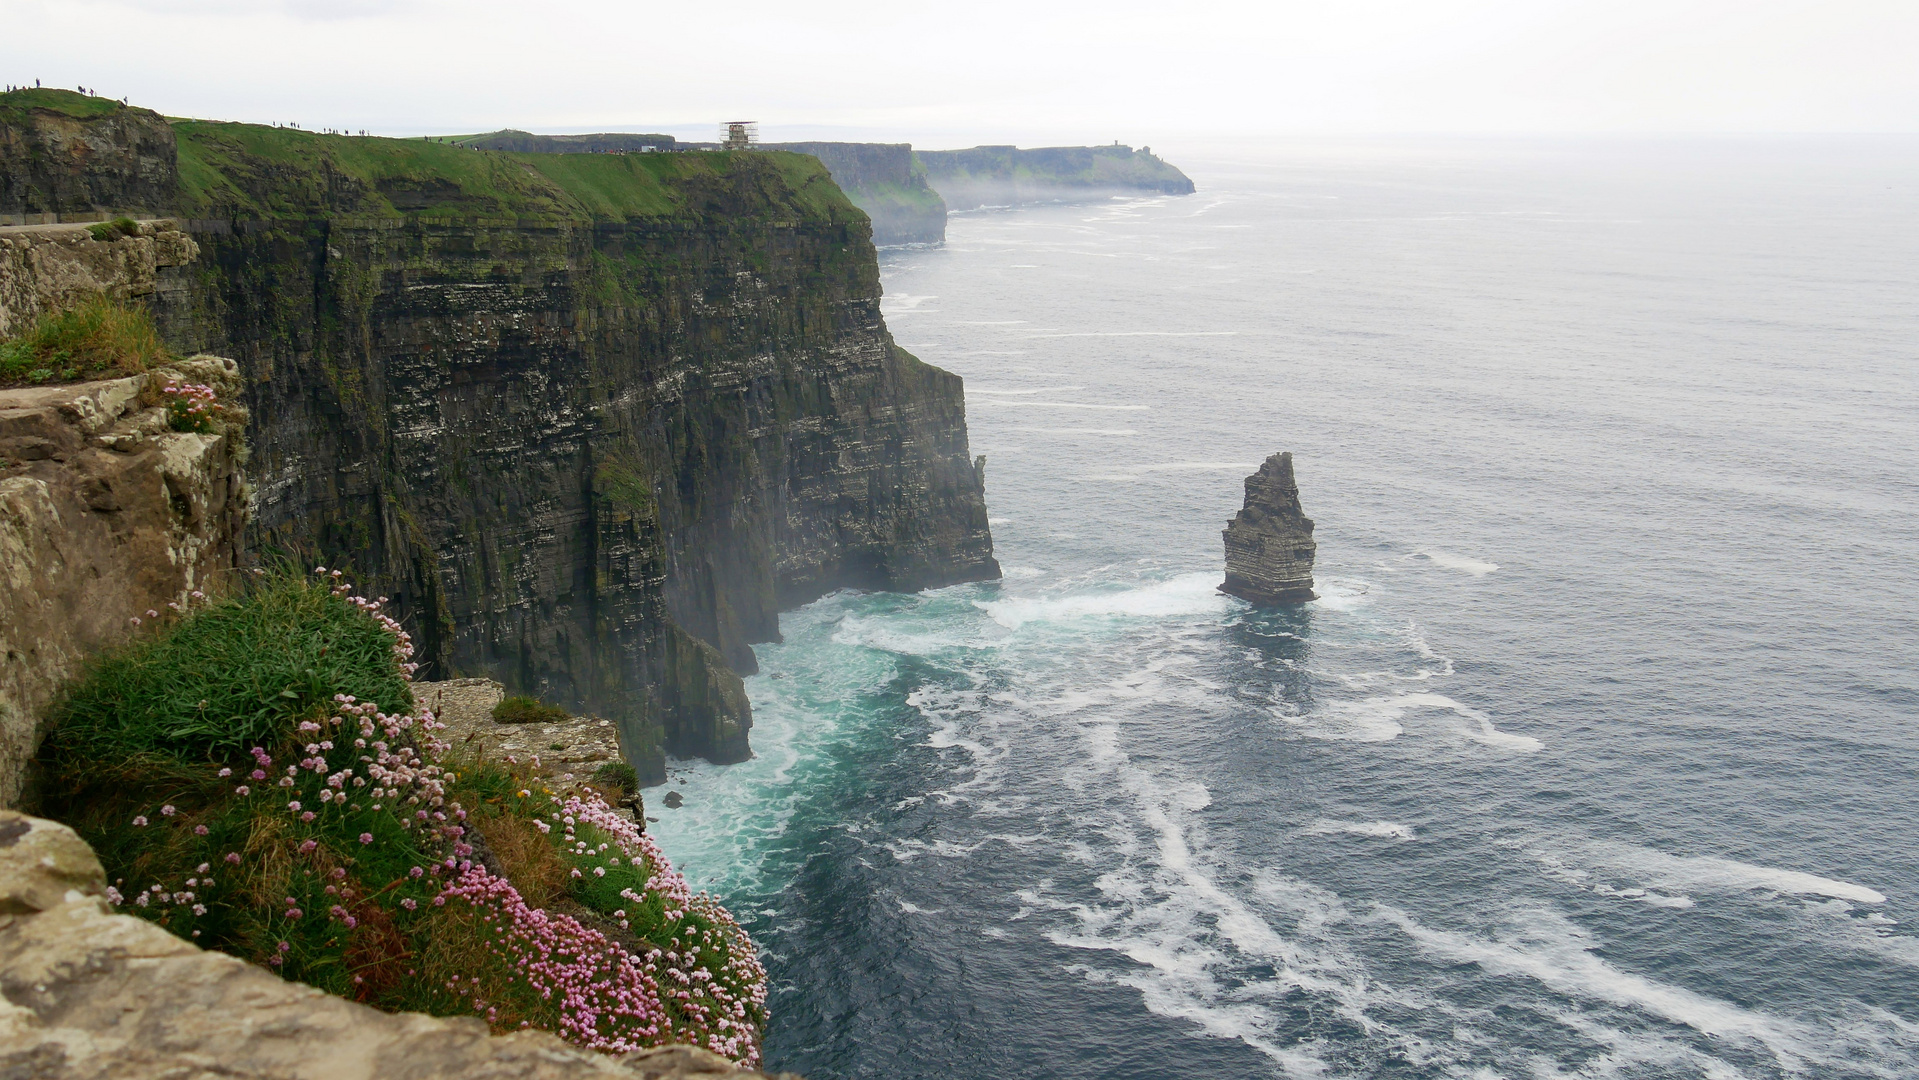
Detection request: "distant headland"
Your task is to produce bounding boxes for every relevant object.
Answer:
[441,129,1196,245]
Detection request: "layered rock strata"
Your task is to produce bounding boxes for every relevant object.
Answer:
[0,92,179,222]
[0,89,999,783]
[0,810,797,1080]
[1220,451,1317,605]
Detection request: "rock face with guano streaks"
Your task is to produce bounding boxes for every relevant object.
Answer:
[1220,451,1316,605]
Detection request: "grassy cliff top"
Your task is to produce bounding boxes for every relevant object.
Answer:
[0,88,130,122]
[170,120,860,223]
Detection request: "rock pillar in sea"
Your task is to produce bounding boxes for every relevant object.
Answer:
[1220,452,1317,605]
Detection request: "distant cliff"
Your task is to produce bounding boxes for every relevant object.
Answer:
[451,129,680,153]
[917,143,1194,211]
[0,89,1000,783]
[762,143,946,246]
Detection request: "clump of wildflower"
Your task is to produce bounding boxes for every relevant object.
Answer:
[161,381,222,434]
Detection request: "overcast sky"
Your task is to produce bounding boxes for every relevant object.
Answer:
[5,0,1915,145]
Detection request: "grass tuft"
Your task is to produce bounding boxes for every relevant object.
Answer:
[0,295,170,388]
[47,572,410,763]
[591,761,638,795]
[491,695,570,725]
[86,217,140,242]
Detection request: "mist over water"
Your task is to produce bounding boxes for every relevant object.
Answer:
[650,138,1919,1078]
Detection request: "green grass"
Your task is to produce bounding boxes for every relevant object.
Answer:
[170,120,858,225]
[491,695,570,725]
[46,573,411,762]
[86,217,140,242]
[0,295,170,388]
[591,761,638,795]
[0,87,127,121]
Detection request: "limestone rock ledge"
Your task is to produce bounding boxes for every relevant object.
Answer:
[0,220,198,339]
[0,363,248,807]
[1219,451,1317,606]
[0,811,794,1079]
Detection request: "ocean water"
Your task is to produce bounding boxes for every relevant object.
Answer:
[651,138,1919,1079]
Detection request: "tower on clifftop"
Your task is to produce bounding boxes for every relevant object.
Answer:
[721,121,758,150]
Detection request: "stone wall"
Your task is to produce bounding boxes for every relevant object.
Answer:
[0,362,249,807]
[0,810,797,1079]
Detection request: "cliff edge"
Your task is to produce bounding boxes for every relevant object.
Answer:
[1220,452,1317,605]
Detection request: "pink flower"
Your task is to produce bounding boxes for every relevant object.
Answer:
[160,805,176,816]
[235,785,250,796]
[299,840,317,853]
[146,609,158,618]
[193,825,209,836]
[359,833,374,845]
[132,816,147,827]
[217,768,232,778]
[224,852,241,864]
[401,898,418,910]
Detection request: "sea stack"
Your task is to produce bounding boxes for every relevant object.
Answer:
[1220,452,1318,605]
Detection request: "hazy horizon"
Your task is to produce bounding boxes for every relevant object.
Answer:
[4,0,1914,146]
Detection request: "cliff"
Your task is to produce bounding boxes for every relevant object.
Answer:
[0,91,179,222]
[1220,451,1316,605]
[762,143,946,245]
[0,89,999,784]
[916,143,1195,211]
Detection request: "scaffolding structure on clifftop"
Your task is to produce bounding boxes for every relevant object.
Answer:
[721,121,758,150]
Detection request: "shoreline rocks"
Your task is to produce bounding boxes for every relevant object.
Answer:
[1219,451,1317,606]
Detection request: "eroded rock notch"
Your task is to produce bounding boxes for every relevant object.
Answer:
[1220,451,1317,605]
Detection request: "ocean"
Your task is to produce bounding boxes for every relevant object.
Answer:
[650,137,1919,1079]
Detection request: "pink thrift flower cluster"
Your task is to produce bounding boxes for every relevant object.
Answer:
[105,568,768,1065]
[161,381,222,434]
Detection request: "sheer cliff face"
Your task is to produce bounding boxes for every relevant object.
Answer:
[172,157,997,779]
[0,94,998,780]
[761,143,946,246]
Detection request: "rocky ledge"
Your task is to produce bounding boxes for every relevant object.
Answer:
[0,363,249,806]
[0,811,796,1079]
[1220,451,1317,605]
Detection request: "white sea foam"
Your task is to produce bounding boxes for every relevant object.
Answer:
[1409,551,1499,576]
[1307,578,1372,612]
[1304,819,1416,841]
[1379,904,1824,1069]
[1287,692,1542,752]
[882,293,937,310]
[1000,565,1045,578]
[988,518,1014,526]
[976,572,1226,630]
[1539,838,1887,905]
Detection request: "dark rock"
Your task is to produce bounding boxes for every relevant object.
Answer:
[1220,452,1316,605]
[11,107,1003,785]
[662,791,683,809]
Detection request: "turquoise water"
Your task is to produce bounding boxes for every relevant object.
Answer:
[651,138,1919,1078]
